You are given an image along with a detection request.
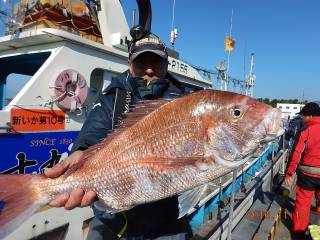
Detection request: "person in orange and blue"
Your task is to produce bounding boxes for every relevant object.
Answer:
[285,102,320,236]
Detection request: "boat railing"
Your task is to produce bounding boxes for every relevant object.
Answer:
[187,144,271,217]
[188,136,287,240]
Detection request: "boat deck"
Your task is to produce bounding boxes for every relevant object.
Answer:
[272,183,319,240]
[233,177,319,240]
[190,169,320,240]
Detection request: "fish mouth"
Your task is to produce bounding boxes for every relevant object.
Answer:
[262,128,285,142]
[263,108,284,141]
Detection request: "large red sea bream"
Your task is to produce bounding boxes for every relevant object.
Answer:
[0,90,283,238]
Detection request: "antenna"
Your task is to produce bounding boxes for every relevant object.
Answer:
[246,53,256,97]
[225,8,234,91]
[216,62,227,90]
[170,0,177,48]
[243,42,246,86]
[0,0,26,35]
[132,8,136,28]
[0,0,12,34]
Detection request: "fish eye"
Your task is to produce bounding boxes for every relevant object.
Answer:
[232,108,242,118]
[229,105,247,119]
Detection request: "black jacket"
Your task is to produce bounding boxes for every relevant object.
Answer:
[72,71,191,238]
[72,71,184,151]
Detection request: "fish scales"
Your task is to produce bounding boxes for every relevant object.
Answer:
[37,94,209,207]
[0,90,284,238]
[41,91,275,207]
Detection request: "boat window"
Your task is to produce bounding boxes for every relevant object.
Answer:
[184,86,196,93]
[86,68,118,112]
[286,106,290,109]
[5,74,31,105]
[0,52,51,110]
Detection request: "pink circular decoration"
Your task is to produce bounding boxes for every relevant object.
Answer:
[54,69,88,112]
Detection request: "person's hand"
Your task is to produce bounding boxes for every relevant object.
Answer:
[44,150,97,210]
[285,154,290,162]
[284,175,294,189]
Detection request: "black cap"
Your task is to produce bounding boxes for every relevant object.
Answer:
[298,102,320,116]
[128,33,168,62]
[313,101,320,107]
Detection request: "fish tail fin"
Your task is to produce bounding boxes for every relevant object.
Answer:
[0,174,48,238]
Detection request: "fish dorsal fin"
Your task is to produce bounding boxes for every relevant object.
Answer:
[108,99,172,141]
[178,185,207,218]
[62,99,172,178]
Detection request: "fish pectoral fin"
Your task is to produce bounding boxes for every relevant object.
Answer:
[178,185,207,219]
[195,159,211,171]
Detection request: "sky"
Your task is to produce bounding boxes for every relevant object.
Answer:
[1,0,320,101]
[120,0,320,101]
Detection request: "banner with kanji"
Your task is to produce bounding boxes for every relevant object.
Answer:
[11,109,66,132]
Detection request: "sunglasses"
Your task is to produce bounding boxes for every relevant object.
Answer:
[131,53,168,77]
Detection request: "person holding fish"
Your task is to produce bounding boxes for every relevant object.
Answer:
[46,33,192,239]
[0,34,284,240]
[285,102,320,236]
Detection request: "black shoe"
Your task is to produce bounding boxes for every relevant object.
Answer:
[292,230,311,240]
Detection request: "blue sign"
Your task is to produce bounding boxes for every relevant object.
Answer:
[0,131,79,174]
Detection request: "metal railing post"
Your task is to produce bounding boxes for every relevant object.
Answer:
[219,177,222,200]
[281,132,286,175]
[270,142,275,192]
[227,169,237,240]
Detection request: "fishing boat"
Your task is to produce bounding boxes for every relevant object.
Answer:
[0,1,291,240]
[0,0,210,176]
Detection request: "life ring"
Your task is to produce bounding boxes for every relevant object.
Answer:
[53,69,88,112]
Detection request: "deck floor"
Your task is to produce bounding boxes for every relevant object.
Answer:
[273,184,319,240]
